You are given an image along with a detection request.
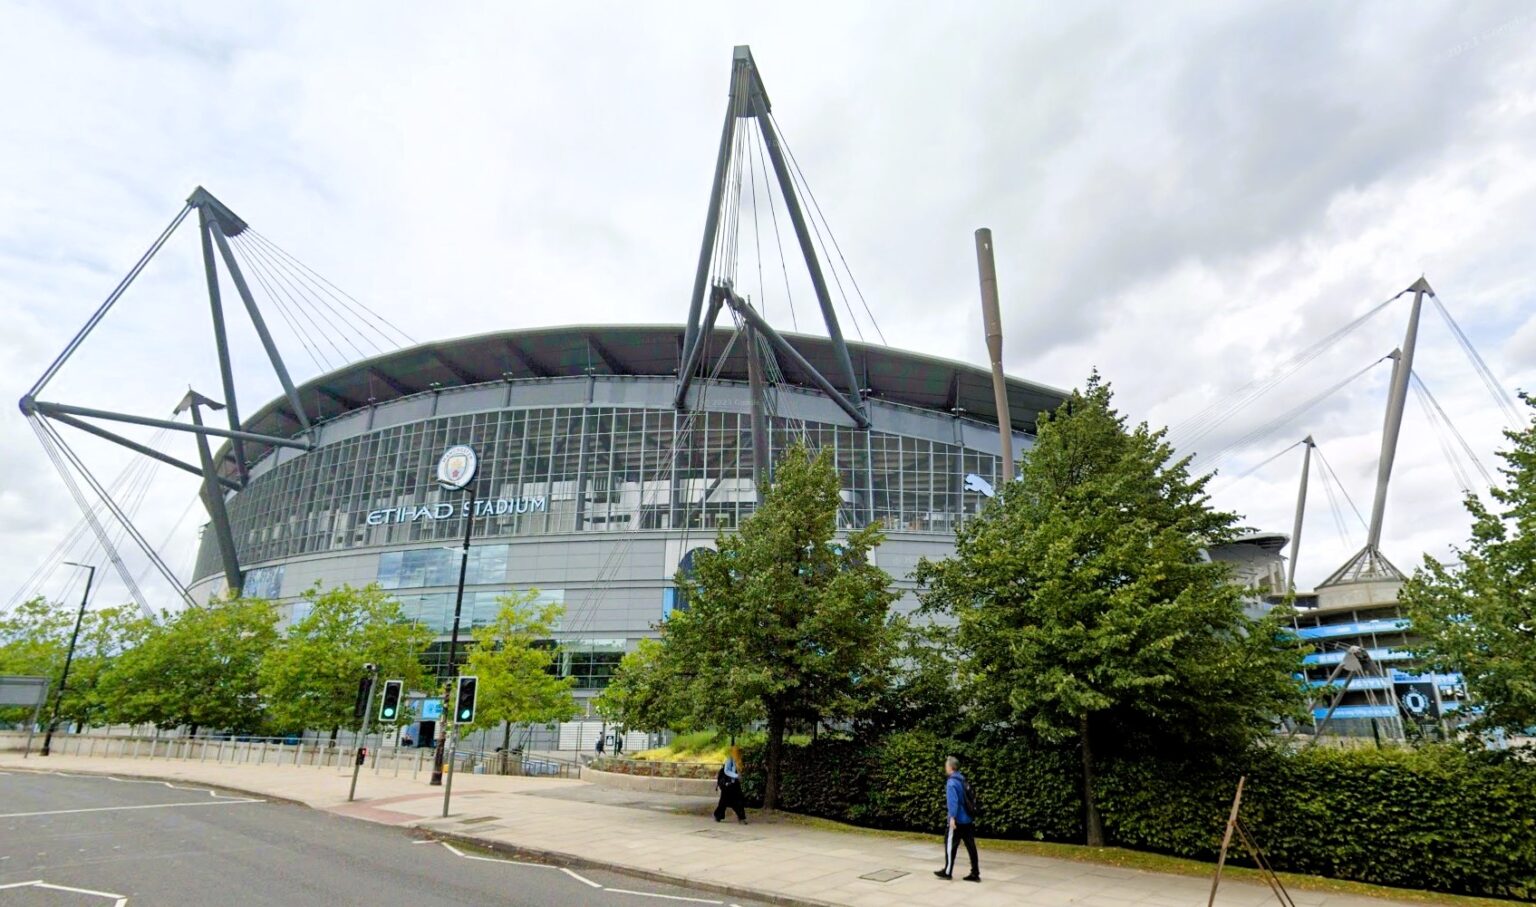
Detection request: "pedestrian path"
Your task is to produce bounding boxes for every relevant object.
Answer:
[0,752,1428,907]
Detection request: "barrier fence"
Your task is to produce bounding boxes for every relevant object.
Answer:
[4,732,581,779]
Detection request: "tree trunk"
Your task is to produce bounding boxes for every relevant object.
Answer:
[501,721,513,752]
[1080,713,1104,846]
[764,710,787,812]
[329,726,339,745]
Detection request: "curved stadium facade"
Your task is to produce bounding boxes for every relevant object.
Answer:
[191,324,1068,709]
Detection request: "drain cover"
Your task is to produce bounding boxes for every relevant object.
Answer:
[859,869,908,882]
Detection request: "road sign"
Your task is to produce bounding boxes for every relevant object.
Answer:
[378,680,403,721]
[454,676,478,723]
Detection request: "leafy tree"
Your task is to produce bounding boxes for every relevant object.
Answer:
[462,589,578,748]
[55,606,153,731]
[916,373,1307,845]
[259,583,432,735]
[595,638,689,734]
[614,444,902,809]
[96,595,279,733]
[0,597,72,726]
[1402,394,1536,735]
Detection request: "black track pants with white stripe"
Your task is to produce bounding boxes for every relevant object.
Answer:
[943,822,979,877]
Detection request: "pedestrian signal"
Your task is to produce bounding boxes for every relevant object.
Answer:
[379,680,403,721]
[454,675,478,723]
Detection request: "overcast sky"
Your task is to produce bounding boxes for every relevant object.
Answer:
[3,1,1534,613]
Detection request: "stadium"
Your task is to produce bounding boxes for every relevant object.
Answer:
[187,324,1068,712]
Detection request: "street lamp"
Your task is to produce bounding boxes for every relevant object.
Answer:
[42,561,95,757]
[430,445,478,792]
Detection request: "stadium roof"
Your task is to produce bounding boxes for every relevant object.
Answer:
[231,324,1068,466]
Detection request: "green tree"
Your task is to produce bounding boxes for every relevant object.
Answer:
[595,638,689,734]
[1402,394,1536,735]
[259,583,432,735]
[0,597,72,726]
[54,606,153,731]
[96,595,279,733]
[618,444,902,810]
[462,589,578,748]
[916,374,1307,845]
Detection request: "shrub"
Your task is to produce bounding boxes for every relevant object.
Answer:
[740,732,1536,900]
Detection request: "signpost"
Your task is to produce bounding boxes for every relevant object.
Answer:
[430,445,478,813]
[442,675,478,818]
[0,676,50,758]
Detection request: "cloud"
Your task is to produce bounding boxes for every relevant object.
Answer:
[2,0,1533,606]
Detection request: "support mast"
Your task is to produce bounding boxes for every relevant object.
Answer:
[1286,436,1314,593]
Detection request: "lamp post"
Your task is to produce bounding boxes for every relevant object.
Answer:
[430,445,478,789]
[42,561,95,757]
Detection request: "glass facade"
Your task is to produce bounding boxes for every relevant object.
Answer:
[377,545,509,589]
[201,402,1008,582]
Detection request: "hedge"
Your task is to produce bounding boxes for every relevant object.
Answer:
[739,733,1536,901]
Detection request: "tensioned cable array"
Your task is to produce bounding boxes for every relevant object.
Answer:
[1169,291,1406,450]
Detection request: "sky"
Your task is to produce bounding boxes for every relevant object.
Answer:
[2,0,1534,613]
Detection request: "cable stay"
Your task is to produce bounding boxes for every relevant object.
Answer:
[1312,442,1368,533]
[1169,289,1407,449]
[1211,438,1304,491]
[1199,354,1391,475]
[1428,293,1523,427]
[1409,370,1494,492]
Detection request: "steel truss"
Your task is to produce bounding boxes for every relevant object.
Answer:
[675,46,868,432]
[19,187,316,601]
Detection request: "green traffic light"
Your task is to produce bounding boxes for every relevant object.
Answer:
[460,710,471,720]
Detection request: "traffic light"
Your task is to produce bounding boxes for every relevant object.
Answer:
[378,680,403,722]
[353,675,373,720]
[453,675,478,723]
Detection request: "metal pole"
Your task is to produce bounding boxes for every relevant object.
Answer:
[974,228,1014,485]
[198,207,250,485]
[22,679,48,758]
[1287,437,1315,592]
[30,400,311,450]
[746,325,771,490]
[348,667,377,802]
[42,564,94,756]
[751,89,863,410]
[1367,279,1430,549]
[208,219,312,433]
[681,53,749,393]
[721,290,870,429]
[186,399,243,594]
[432,483,478,787]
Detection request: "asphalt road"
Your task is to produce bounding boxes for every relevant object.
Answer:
[0,770,768,906]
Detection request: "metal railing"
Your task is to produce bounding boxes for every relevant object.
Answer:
[1,730,586,779]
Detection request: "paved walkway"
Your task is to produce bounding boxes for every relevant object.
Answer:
[0,752,1428,907]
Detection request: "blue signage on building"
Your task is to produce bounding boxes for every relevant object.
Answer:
[420,698,443,720]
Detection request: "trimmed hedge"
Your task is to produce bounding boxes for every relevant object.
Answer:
[739,734,1536,900]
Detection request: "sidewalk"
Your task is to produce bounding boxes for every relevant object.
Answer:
[1,752,1427,907]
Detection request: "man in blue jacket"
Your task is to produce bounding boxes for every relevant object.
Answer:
[935,755,980,881]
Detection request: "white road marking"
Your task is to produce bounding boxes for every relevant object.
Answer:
[604,887,722,903]
[0,878,129,905]
[0,798,259,818]
[561,866,604,888]
[435,840,715,898]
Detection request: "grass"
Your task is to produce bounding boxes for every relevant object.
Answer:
[776,813,1519,907]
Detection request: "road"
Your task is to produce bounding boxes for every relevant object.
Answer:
[0,770,768,906]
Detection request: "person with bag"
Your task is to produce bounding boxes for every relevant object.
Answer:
[934,755,980,882]
[713,747,748,824]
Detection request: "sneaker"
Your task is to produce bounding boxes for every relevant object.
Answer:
[962,873,981,883]
[933,871,952,880]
